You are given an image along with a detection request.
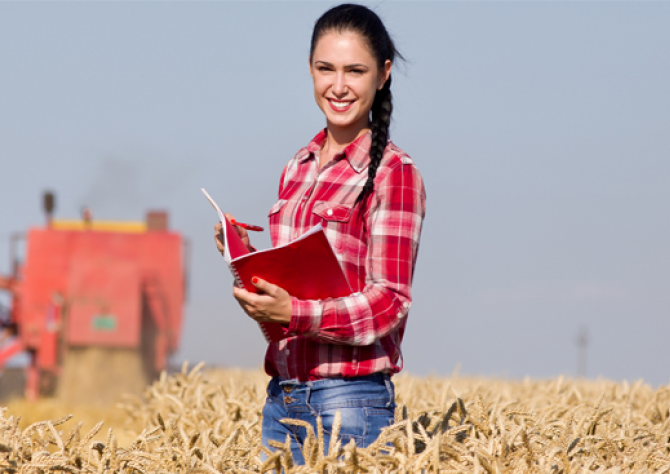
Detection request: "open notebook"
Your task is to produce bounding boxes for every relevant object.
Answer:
[202,188,352,343]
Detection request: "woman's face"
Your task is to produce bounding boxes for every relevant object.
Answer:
[310,30,391,136]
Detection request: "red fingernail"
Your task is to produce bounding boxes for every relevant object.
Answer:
[252,277,259,284]
[230,218,236,225]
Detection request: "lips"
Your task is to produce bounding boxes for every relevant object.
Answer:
[327,99,354,112]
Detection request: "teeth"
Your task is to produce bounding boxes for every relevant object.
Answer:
[331,100,351,107]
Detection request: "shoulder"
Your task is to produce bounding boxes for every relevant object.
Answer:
[383,140,416,167]
[285,142,312,169]
[291,145,312,163]
[278,140,318,191]
[280,130,324,175]
[368,140,426,216]
[374,140,426,201]
[376,140,424,185]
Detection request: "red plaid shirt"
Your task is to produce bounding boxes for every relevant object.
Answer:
[265,129,426,381]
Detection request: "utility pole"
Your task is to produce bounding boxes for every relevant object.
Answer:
[577,326,589,378]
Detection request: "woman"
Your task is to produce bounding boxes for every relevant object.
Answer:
[214,3,426,462]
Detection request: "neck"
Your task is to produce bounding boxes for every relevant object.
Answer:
[322,119,370,157]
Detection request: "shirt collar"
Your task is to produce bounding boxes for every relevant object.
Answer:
[300,129,372,174]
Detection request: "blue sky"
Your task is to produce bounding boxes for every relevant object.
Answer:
[1,1,668,385]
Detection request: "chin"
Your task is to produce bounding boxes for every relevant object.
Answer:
[325,112,361,129]
[328,117,355,128]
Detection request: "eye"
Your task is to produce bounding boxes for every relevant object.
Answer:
[349,69,364,75]
[317,66,333,73]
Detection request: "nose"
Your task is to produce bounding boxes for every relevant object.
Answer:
[332,71,347,97]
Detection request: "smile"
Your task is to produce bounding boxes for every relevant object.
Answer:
[327,99,354,112]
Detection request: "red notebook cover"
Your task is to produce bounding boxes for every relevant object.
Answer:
[202,188,352,343]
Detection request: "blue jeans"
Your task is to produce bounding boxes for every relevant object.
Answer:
[261,373,396,464]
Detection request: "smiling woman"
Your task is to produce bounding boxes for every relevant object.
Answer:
[213,3,426,464]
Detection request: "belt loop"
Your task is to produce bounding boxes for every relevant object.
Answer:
[384,374,394,408]
[305,382,317,416]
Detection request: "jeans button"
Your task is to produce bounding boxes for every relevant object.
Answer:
[284,396,295,404]
[283,385,293,393]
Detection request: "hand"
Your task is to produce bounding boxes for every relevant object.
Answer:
[214,213,251,256]
[233,277,292,325]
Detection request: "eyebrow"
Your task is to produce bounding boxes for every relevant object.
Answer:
[314,60,369,69]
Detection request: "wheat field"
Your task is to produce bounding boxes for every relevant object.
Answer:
[1,363,669,473]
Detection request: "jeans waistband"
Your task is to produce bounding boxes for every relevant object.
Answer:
[275,372,390,389]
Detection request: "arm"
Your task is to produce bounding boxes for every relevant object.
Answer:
[287,161,426,345]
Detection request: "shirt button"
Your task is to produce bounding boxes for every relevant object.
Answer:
[286,349,290,356]
[327,209,333,216]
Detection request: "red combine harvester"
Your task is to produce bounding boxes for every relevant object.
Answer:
[0,193,187,403]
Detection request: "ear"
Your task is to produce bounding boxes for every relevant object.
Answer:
[378,59,392,90]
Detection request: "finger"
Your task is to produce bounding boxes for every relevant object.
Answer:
[232,285,248,301]
[238,299,254,315]
[233,286,258,306]
[237,225,249,241]
[214,222,225,252]
[224,212,249,240]
[236,298,257,318]
[214,235,224,253]
[233,288,264,319]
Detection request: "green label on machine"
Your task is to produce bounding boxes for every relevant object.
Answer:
[91,314,117,331]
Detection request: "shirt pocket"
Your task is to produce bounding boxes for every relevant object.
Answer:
[312,201,353,254]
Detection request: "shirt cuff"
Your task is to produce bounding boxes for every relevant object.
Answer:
[287,297,323,337]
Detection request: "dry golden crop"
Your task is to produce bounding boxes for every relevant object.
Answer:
[2,362,670,473]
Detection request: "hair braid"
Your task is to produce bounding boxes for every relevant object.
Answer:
[354,77,392,207]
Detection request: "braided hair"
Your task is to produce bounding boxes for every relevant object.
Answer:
[310,4,402,208]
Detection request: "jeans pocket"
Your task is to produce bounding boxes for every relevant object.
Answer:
[319,405,395,449]
[364,407,396,442]
[320,407,366,446]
